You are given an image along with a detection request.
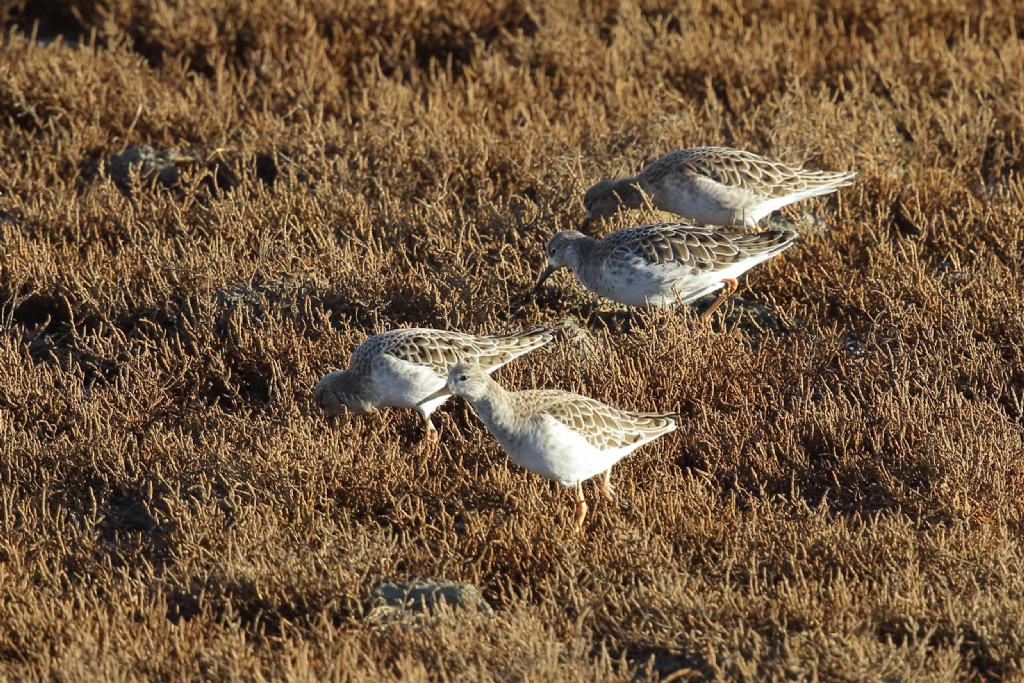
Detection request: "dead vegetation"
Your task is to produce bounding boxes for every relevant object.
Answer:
[1,0,1023,680]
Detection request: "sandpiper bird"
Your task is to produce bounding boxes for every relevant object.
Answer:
[421,363,677,531]
[314,328,554,440]
[581,146,857,232]
[534,223,798,319]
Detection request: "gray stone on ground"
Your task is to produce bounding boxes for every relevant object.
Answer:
[559,316,600,356]
[366,580,491,624]
[766,210,829,234]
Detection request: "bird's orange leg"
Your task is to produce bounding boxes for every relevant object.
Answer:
[573,482,589,533]
[599,469,616,503]
[701,278,739,321]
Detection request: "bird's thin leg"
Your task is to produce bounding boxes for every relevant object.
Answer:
[583,296,603,329]
[417,411,440,452]
[573,482,588,533]
[599,469,616,503]
[701,278,739,321]
[739,204,766,234]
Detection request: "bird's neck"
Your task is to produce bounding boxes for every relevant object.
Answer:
[568,235,604,288]
[339,368,365,396]
[469,382,520,435]
[567,235,598,274]
[614,176,646,209]
[338,369,375,409]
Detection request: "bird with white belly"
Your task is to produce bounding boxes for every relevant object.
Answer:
[534,223,798,320]
[581,146,856,232]
[421,363,677,531]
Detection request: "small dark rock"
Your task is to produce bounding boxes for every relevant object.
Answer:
[840,334,869,358]
[891,198,921,238]
[104,494,158,532]
[255,153,279,185]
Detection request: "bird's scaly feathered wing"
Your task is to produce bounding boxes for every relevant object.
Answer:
[600,223,797,274]
[353,327,554,378]
[513,389,677,451]
[649,146,857,198]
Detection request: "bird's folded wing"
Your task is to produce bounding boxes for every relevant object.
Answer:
[381,328,552,376]
[608,224,792,272]
[538,393,676,451]
[674,147,807,198]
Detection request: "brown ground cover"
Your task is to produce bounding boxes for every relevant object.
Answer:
[2,1,1024,679]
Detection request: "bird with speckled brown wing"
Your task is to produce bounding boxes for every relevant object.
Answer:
[313,327,554,443]
[582,146,856,232]
[420,363,677,532]
[534,223,797,320]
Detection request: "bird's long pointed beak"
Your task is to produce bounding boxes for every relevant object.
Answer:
[418,386,449,406]
[579,215,593,231]
[533,265,556,295]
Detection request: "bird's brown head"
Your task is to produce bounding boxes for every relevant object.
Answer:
[313,370,375,418]
[581,178,644,229]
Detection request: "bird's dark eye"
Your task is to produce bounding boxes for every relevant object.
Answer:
[458,374,468,382]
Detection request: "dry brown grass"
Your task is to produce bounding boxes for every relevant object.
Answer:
[2,0,1024,680]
